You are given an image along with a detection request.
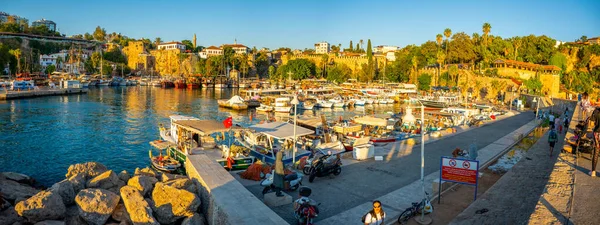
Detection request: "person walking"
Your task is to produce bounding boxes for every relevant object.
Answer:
[580,92,592,121]
[555,116,562,134]
[589,107,600,177]
[548,125,558,157]
[362,200,386,225]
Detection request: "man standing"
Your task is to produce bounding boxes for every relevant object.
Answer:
[273,150,285,196]
[548,125,558,157]
[589,107,600,177]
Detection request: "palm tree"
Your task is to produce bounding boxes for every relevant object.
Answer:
[154,37,162,49]
[436,34,443,46]
[482,23,491,46]
[9,49,22,75]
[444,28,452,64]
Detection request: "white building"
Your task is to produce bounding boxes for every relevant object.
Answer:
[373,45,400,54]
[204,46,223,57]
[32,18,57,32]
[222,43,250,55]
[314,42,330,54]
[157,42,186,51]
[39,50,88,70]
[386,52,396,61]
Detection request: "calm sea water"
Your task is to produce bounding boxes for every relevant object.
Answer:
[0,87,401,186]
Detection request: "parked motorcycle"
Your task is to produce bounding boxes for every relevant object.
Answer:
[302,150,326,175]
[295,187,320,225]
[308,153,342,183]
[260,171,303,194]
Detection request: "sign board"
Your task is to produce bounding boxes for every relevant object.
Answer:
[439,156,479,202]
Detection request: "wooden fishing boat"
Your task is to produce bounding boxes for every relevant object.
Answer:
[149,150,181,172]
[175,79,186,88]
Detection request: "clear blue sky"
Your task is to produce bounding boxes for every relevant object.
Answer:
[4,0,599,49]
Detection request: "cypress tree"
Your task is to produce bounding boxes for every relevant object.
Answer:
[356,43,360,52]
[350,40,353,51]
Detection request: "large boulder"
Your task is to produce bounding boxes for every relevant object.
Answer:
[134,168,156,178]
[127,176,157,197]
[65,162,108,180]
[107,180,127,196]
[66,173,86,193]
[120,186,159,225]
[118,171,130,183]
[110,203,130,223]
[33,221,65,225]
[75,189,120,225]
[0,179,39,202]
[50,180,75,206]
[151,182,200,224]
[64,205,86,225]
[164,178,197,194]
[15,190,66,223]
[86,171,119,190]
[181,213,206,225]
[0,206,22,225]
[1,172,34,185]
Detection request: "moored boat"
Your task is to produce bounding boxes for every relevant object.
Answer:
[218,95,249,110]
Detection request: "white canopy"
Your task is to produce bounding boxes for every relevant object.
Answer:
[353,116,388,126]
[249,121,314,139]
[227,95,245,104]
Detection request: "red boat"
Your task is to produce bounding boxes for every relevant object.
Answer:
[187,78,201,89]
[174,79,186,89]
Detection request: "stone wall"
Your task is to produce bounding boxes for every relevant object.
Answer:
[150,49,196,76]
[185,154,288,225]
[122,41,155,71]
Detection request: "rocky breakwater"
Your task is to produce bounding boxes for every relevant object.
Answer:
[0,162,206,225]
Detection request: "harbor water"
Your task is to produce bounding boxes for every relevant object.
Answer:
[0,86,403,186]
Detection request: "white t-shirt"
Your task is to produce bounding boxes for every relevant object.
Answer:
[549,115,555,122]
[364,211,385,225]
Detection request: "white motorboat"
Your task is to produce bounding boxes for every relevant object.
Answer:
[256,104,274,112]
[97,79,110,86]
[364,98,374,104]
[316,100,333,108]
[274,97,292,113]
[299,101,314,110]
[354,99,366,106]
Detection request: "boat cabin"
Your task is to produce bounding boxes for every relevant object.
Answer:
[240,121,315,165]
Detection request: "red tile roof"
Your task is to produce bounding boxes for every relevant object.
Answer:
[222,44,248,48]
[158,41,183,45]
[206,46,221,50]
[493,59,561,71]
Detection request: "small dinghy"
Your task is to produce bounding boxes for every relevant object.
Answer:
[149,150,181,173]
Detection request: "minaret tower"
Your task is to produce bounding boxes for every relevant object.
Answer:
[193,34,197,49]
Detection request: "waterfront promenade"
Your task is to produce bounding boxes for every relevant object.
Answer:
[0,87,88,100]
[236,111,535,224]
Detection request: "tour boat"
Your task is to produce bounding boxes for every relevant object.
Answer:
[239,121,314,165]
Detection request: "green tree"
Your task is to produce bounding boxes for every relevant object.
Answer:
[436,34,443,46]
[44,64,56,74]
[268,65,276,79]
[448,64,459,86]
[93,26,106,41]
[579,35,588,43]
[277,58,316,80]
[549,52,568,71]
[349,40,353,52]
[418,73,432,91]
[326,63,352,83]
[103,48,126,64]
[9,49,21,74]
[524,76,543,94]
[84,32,93,41]
[448,32,476,63]
[366,39,373,81]
[356,43,360,52]
[181,40,194,51]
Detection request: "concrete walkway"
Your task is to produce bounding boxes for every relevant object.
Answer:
[450,122,564,224]
[316,113,538,225]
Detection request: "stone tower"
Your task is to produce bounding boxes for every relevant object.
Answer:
[193,33,197,49]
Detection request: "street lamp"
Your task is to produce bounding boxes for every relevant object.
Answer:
[291,94,300,164]
[415,100,431,224]
[533,97,539,119]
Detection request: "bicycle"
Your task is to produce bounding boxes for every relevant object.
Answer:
[397,192,434,224]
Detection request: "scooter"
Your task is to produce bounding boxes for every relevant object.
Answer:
[308,153,342,183]
[260,171,303,195]
[303,150,326,175]
[295,187,320,225]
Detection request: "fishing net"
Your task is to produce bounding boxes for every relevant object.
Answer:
[240,161,270,181]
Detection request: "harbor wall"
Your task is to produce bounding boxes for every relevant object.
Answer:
[521,94,577,110]
[185,154,289,225]
[0,88,88,100]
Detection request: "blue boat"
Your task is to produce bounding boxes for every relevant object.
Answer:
[239,121,314,165]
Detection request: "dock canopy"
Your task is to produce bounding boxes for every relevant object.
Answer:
[353,116,388,126]
[249,121,314,139]
[173,120,242,135]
